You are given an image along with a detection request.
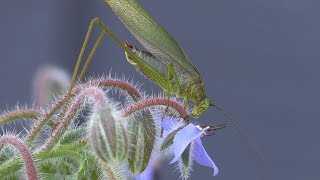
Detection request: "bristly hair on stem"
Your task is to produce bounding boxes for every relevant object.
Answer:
[0,109,40,126]
[25,76,143,144]
[122,97,189,120]
[0,135,38,180]
[40,86,110,152]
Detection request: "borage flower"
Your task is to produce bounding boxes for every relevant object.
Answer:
[162,116,220,178]
[135,116,223,180]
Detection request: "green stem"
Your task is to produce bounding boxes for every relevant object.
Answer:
[0,141,86,177]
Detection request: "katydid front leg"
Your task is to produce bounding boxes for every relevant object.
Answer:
[65,19,106,114]
[163,63,182,116]
[124,41,185,118]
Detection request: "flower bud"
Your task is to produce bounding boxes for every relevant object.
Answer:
[89,105,128,164]
[127,111,157,173]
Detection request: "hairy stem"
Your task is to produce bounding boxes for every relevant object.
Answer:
[40,87,108,152]
[0,135,38,180]
[83,78,142,101]
[0,109,40,126]
[122,97,188,119]
[26,78,141,143]
[25,95,67,143]
[0,140,86,178]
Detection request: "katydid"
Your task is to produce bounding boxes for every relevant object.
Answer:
[65,0,226,119]
[103,0,227,119]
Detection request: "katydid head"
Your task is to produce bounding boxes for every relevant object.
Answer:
[192,97,211,118]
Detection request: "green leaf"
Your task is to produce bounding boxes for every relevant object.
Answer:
[160,126,184,151]
[0,158,22,178]
[180,145,193,180]
[60,127,86,144]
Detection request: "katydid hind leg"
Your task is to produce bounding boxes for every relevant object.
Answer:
[63,19,108,116]
[65,19,98,102]
[77,30,106,81]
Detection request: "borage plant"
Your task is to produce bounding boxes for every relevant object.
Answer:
[0,66,224,179]
[0,0,228,179]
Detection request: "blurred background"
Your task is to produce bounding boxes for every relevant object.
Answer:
[0,0,319,179]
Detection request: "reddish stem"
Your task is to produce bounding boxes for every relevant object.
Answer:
[0,109,40,126]
[26,78,141,143]
[0,135,38,180]
[122,98,188,119]
[40,87,108,152]
[82,79,141,100]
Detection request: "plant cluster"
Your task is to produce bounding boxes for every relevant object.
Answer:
[0,66,222,179]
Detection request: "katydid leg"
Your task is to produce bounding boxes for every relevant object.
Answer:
[65,19,96,103]
[66,20,107,105]
[162,63,183,117]
[167,63,181,93]
[78,31,106,81]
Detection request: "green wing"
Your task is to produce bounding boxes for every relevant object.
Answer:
[104,0,200,80]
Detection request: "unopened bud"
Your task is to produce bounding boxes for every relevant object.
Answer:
[127,111,157,173]
[89,105,128,164]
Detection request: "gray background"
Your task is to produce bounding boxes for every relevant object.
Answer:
[0,0,319,179]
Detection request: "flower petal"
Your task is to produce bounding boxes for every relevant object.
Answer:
[134,165,153,180]
[192,138,219,176]
[169,124,208,164]
[161,116,184,132]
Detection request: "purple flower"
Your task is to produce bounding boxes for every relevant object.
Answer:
[135,116,219,180]
[162,117,219,176]
[134,165,154,180]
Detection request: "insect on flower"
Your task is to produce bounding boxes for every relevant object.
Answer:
[65,0,231,121]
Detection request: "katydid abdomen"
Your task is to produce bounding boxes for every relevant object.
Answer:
[124,41,210,118]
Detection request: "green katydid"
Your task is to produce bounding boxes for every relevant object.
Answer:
[65,0,228,120]
[104,0,216,119]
